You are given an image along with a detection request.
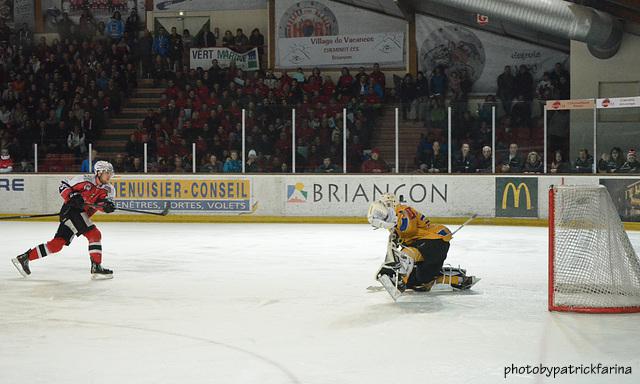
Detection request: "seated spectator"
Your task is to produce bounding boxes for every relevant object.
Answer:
[0,149,13,173]
[223,151,242,173]
[573,149,593,173]
[619,149,639,173]
[476,146,493,173]
[81,149,99,172]
[246,149,259,172]
[419,141,447,173]
[201,154,222,173]
[453,143,475,173]
[603,147,624,173]
[523,151,543,173]
[549,151,570,174]
[316,157,339,173]
[172,156,187,173]
[125,157,143,173]
[361,149,389,173]
[67,126,87,157]
[112,154,126,173]
[500,143,524,173]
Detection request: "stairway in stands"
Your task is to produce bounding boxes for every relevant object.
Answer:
[372,105,427,173]
[96,79,164,158]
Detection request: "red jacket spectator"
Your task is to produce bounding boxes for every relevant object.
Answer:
[361,149,389,173]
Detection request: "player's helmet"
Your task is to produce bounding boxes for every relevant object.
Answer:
[94,161,114,176]
[379,193,399,209]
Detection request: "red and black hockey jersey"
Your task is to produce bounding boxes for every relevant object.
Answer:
[59,175,115,217]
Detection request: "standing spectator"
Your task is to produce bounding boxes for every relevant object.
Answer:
[573,149,593,173]
[476,146,493,173]
[105,12,125,41]
[361,149,389,173]
[0,149,13,173]
[550,62,569,85]
[198,25,216,48]
[223,151,242,173]
[246,149,259,172]
[497,66,515,114]
[222,30,234,47]
[182,29,194,64]
[57,13,75,41]
[153,27,170,58]
[169,27,183,70]
[536,73,554,100]
[317,157,339,173]
[234,28,249,51]
[125,9,140,35]
[370,63,386,89]
[619,149,639,173]
[514,65,534,101]
[337,68,354,98]
[429,66,447,97]
[414,71,429,121]
[250,28,265,57]
[452,143,475,173]
[555,75,570,100]
[399,74,416,121]
[523,151,543,173]
[500,143,524,173]
[139,30,154,78]
[419,141,447,173]
[550,151,570,174]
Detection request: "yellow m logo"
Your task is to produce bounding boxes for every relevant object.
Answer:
[502,182,532,210]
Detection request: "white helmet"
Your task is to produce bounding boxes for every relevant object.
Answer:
[94,160,114,176]
[379,193,399,209]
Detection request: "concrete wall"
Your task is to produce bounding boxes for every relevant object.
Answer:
[570,31,640,160]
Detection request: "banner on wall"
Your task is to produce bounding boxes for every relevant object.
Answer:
[415,13,568,94]
[278,32,404,68]
[596,97,640,109]
[154,0,267,11]
[112,178,253,213]
[190,47,260,71]
[283,176,492,217]
[495,177,538,218]
[41,0,146,33]
[600,178,640,222]
[13,0,34,29]
[275,0,406,68]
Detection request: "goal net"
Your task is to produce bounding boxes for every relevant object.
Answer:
[549,185,640,313]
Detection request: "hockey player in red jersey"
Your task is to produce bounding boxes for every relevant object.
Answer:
[12,161,117,279]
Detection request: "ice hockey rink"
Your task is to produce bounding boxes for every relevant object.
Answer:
[1,222,639,384]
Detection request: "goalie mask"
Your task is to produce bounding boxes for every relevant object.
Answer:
[379,193,399,209]
[367,200,396,230]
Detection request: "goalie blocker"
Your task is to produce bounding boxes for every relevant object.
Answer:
[368,194,479,296]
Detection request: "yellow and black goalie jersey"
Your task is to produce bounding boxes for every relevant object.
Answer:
[393,204,452,245]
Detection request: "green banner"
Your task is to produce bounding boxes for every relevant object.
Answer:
[495,177,538,218]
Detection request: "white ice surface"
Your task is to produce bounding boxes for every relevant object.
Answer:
[1,222,639,384]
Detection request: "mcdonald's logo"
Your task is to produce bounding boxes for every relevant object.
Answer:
[502,182,532,210]
[496,178,538,217]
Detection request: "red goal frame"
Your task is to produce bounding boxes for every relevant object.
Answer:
[548,186,640,313]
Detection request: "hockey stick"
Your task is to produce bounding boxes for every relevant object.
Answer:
[85,203,171,216]
[451,213,478,236]
[0,213,61,220]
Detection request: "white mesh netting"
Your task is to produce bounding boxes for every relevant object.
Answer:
[552,185,640,311]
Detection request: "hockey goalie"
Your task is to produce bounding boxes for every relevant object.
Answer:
[367,194,479,300]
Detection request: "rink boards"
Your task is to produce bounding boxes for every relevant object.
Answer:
[0,174,639,227]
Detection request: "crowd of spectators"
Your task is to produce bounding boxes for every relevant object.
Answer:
[0,11,140,172]
[123,62,387,173]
